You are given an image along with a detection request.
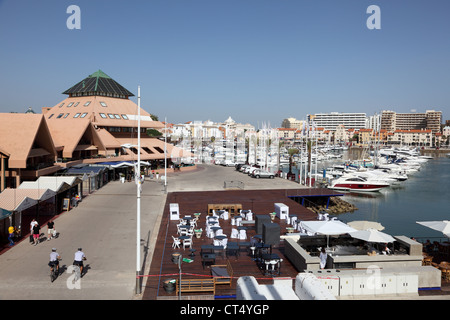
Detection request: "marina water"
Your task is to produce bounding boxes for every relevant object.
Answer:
[285,155,450,240]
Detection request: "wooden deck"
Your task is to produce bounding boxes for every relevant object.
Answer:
[142,189,320,300]
[141,188,450,300]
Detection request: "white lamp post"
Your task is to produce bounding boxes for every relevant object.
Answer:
[136,86,141,294]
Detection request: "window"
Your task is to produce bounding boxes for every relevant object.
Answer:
[108,113,115,119]
[121,114,128,120]
[67,102,74,107]
[73,102,79,107]
[80,113,88,118]
[48,114,54,119]
[99,113,107,118]
[114,114,121,119]
[58,103,64,108]
[84,101,91,106]
[56,113,64,119]
[63,113,69,118]
[100,101,107,107]
[74,113,81,118]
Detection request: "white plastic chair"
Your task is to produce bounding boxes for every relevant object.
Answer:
[239,229,247,240]
[221,237,228,249]
[246,212,253,221]
[215,228,224,236]
[172,236,181,249]
[183,238,192,250]
[220,211,229,220]
[231,228,239,239]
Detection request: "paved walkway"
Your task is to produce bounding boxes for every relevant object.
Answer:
[0,164,301,300]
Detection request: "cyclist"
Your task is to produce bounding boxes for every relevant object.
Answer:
[48,248,61,274]
[73,248,86,276]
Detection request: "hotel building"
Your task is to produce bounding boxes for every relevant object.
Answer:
[307,112,367,131]
[380,110,442,133]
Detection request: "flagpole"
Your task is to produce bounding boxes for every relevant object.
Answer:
[136,86,141,294]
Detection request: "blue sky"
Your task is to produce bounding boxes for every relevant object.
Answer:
[0,0,449,127]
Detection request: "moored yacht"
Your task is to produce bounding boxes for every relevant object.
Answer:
[328,175,390,192]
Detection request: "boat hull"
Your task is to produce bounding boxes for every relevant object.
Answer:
[329,183,389,192]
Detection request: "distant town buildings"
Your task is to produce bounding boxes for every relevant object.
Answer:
[281,117,305,130]
[279,109,445,147]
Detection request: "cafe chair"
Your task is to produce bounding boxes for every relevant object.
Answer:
[246,212,253,221]
[183,238,192,250]
[231,228,239,239]
[216,228,224,236]
[172,236,181,249]
[220,211,229,220]
[239,229,247,240]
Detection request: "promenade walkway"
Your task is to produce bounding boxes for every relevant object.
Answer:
[0,164,301,300]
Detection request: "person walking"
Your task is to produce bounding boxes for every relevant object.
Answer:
[32,222,40,246]
[8,226,15,246]
[319,247,327,269]
[47,220,56,240]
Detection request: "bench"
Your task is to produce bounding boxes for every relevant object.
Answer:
[176,278,216,295]
[210,259,233,287]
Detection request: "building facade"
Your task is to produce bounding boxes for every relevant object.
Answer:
[308,112,367,131]
[380,110,442,133]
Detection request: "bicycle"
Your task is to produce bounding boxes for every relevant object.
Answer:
[72,257,86,283]
[49,259,61,283]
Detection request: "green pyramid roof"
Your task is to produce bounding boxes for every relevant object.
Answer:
[62,70,134,98]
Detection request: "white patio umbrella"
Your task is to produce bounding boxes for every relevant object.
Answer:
[347,220,385,231]
[300,220,358,247]
[416,220,450,238]
[349,228,396,243]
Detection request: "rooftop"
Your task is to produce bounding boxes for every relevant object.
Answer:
[62,70,134,98]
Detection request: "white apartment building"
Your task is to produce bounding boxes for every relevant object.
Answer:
[388,129,433,146]
[308,112,367,131]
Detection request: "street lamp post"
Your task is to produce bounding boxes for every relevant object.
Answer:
[136,86,141,295]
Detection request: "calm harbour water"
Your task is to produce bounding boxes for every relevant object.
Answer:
[284,154,450,240]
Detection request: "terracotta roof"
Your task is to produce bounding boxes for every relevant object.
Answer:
[46,117,93,158]
[45,96,163,129]
[0,114,56,168]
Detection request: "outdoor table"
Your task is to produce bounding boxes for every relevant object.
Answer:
[183,216,193,221]
[261,253,281,275]
[201,253,216,269]
[255,243,271,258]
[237,226,247,231]
[201,245,224,258]
[178,225,191,229]
[226,242,240,259]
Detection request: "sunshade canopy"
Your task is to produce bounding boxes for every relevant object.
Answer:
[347,220,385,231]
[416,221,450,237]
[349,228,396,243]
[300,220,357,236]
